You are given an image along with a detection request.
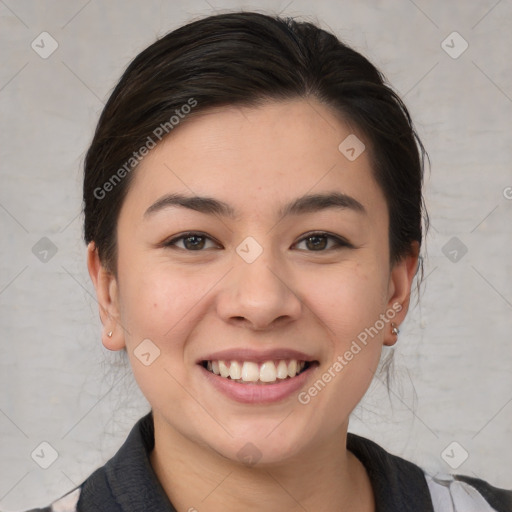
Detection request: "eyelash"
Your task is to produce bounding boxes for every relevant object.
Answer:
[162,231,352,252]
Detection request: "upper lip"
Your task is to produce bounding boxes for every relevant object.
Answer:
[197,348,317,364]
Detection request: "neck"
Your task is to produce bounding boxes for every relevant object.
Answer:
[149,413,375,512]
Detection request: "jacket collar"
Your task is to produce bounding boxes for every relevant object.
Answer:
[347,431,434,511]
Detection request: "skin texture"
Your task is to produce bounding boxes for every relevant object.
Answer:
[88,98,419,512]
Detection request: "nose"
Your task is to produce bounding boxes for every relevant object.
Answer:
[216,251,303,331]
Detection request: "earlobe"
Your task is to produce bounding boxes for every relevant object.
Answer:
[384,242,420,346]
[86,242,126,351]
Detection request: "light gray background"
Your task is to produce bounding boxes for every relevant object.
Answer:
[1,0,511,510]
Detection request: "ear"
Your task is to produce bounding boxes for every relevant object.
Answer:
[87,241,125,351]
[383,241,420,346]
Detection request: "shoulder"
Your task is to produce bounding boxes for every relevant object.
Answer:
[425,472,512,512]
[347,431,512,511]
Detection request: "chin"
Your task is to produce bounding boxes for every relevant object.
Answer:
[205,419,315,467]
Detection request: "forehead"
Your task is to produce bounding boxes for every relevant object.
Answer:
[122,98,385,220]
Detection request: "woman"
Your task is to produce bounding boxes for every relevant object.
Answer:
[25,11,511,512]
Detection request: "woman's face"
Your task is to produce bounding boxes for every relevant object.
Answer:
[89,98,417,464]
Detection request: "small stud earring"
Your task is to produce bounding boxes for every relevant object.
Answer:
[107,331,113,338]
[391,323,399,336]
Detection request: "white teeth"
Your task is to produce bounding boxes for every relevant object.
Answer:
[219,360,230,378]
[287,360,297,378]
[276,360,288,379]
[205,359,309,383]
[241,362,260,382]
[259,361,277,382]
[229,361,242,380]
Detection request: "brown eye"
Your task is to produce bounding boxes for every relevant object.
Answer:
[182,235,206,250]
[294,232,351,252]
[304,234,328,250]
[164,232,220,251]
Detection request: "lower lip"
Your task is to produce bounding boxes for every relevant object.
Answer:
[199,364,317,404]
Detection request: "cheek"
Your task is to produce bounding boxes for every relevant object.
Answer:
[116,263,210,411]
[116,256,225,361]
[304,262,388,384]
[297,265,388,430]
[120,268,194,337]
[304,261,388,338]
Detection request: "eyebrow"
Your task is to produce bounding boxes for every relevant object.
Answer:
[143,191,366,220]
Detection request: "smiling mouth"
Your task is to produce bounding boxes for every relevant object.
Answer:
[201,359,314,384]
